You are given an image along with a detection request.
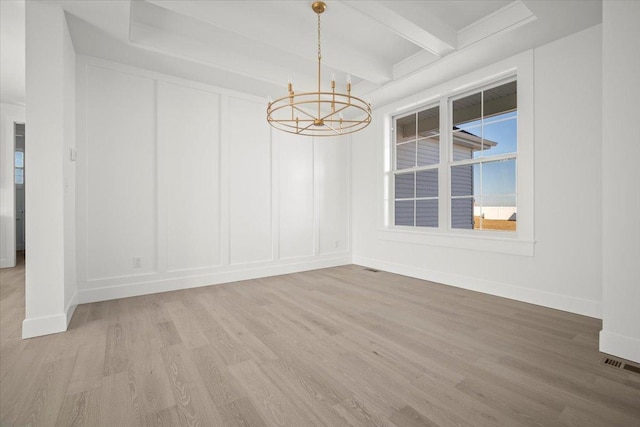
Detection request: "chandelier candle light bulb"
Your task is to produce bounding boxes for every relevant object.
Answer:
[266,1,372,136]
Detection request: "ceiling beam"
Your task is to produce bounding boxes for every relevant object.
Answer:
[457,0,536,49]
[342,1,456,57]
[143,0,392,85]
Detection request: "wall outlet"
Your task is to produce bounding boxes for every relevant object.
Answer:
[133,257,142,268]
[335,240,340,248]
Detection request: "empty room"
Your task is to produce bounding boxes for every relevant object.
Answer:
[1,0,639,426]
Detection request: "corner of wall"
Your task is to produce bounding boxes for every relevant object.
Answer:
[22,313,68,339]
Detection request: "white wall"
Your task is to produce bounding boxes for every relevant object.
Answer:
[352,25,603,318]
[23,2,77,338]
[63,10,77,324]
[601,1,640,363]
[0,103,25,268]
[74,56,351,304]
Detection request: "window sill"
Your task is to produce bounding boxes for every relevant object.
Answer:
[378,227,535,256]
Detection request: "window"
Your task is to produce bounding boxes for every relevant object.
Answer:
[392,78,517,233]
[393,105,440,227]
[15,151,24,185]
[450,80,517,231]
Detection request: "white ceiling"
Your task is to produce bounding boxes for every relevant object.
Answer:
[1,1,602,108]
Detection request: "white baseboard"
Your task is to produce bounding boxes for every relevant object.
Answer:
[65,292,78,326]
[21,292,79,339]
[77,255,352,304]
[600,330,640,364]
[0,258,16,269]
[22,313,68,339]
[352,255,602,319]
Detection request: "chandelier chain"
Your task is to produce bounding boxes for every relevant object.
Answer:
[317,13,321,61]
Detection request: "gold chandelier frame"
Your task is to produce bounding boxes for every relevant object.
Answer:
[266,1,372,137]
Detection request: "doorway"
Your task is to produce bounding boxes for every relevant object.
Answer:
[15,123,25,253]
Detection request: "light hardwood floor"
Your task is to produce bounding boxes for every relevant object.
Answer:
[1,254,639,426]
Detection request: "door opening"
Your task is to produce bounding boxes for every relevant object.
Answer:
[15,123,25,254]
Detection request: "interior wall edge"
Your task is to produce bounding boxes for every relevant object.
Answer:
[352,255,602,319]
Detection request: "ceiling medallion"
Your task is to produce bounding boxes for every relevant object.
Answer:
[266,1,372,137]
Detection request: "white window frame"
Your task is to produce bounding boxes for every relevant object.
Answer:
[448,77,517,233]
[392,103,441,228]
[380,51,534,256]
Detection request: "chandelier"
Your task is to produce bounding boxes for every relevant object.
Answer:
[266,1,372,137]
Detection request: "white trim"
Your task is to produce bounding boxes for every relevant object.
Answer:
[377,229,534,256]
[77,255,351,304]
[0,259,15,268]
[21,291,78,339]
[65,292,78,326]
[353,255,601,318]
[22,313,68,339]
[600,330,640,364]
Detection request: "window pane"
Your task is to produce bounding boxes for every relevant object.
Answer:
[416,199,438,227]
[396,142,416,170]
[479,115,517,157]
[15,151,24,167]
[483,81,516,122]
[417,137,439,166]
[395,172,414,199]
[395,200,414,226]
[482,159,516,196]
[453,92,481,130]
[396,113,416,143]
[451,164,477,197]
[476,196,517,231]
[416,170,438,198]
[451,197,474,229]
[417,106,439,138]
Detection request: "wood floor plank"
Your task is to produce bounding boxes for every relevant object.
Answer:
[143,406,182,427]
[389,405,439,427]
[13,356,75,427]
[103,323,129,376]
[258,358,353,427]
[216,397,268,427]
[2,256,640,426]
[96,371,138,427]
[227,359,314,427]
[128,339,176,415]
[165,301,209,349]
[190,344,247,406]
[160,343,224,427]
[333,395,393,427]
[0,336,56,424]
[55,387,102,427]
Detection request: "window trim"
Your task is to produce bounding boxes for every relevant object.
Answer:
[380,51,535,256]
